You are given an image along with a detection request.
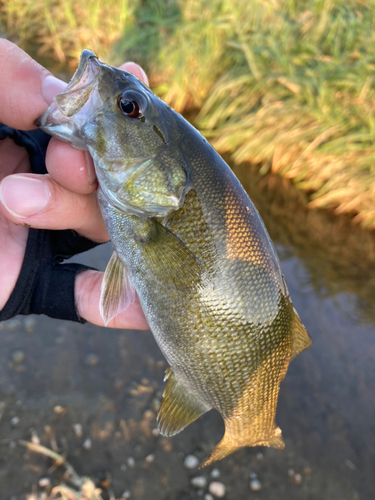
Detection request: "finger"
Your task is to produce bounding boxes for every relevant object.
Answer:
[75,270,149,330]
[0,138,31,180]
[0,173,109,242]
[120,62,149,86]
[46,138,97,195]
[0,39,66,130]
[45,62,149,195]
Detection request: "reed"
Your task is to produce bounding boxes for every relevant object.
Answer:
[2,0,375,226]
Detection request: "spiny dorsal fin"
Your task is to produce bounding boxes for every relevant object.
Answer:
[290,308,312,361]
[157,369,210,437]
[99,250,135,326]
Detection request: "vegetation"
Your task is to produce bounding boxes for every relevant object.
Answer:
[0,0,132,66]
[1,0,375,227]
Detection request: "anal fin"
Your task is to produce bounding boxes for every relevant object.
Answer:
[99,250,135,326]
[290,308,312,361]
[157,369,209,437]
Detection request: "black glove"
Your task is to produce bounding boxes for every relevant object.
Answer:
[0,124,100,323]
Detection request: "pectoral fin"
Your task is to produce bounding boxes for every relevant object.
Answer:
[99,250,135,326]
[290,309,312,361]
[137,219,207,290]
[157,369,210,436]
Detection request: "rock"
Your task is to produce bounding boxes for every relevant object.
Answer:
[127,457,135,467]
[256,452,264,460]
[12,350,25,365]
[24,317,36,333]
[209,482,226,498]
[145,454,155,463]
[184,454,199,469]
[122,490,131,498]
[210,468,220,478]
[250,478,262,491]
[204,495,214,500]
[73,423,83,438]
[191,476,207,489]
[7,319,21,331]
[85,354,99,366]
[293,473,302,485]
[288,468,295,477]
[83,438,92,450]
[10,416,20,427]
[39,478,51,487]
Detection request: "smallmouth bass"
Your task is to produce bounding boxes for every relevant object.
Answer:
[38,51,312,466]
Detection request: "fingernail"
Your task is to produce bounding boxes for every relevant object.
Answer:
[42,74,67,105]
[0,175,51,218]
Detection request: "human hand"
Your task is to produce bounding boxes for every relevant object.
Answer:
[0,39,149,329]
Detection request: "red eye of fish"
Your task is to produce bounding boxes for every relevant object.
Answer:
[118,96,141,118]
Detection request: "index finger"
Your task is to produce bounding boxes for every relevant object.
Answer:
[0,39,66,130]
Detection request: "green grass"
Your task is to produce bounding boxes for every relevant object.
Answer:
[2,0,375,227]
[117,0,375,228]
[0,0,133,67]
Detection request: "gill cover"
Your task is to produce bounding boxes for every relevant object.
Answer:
[38,50,189,217]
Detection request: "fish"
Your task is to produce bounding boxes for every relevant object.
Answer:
[37,50,312,466]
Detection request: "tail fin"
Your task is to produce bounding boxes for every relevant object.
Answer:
[200,425,284,468]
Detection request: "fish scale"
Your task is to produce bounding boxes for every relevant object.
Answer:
[37,50,313,467]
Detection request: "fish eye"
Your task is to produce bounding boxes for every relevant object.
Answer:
[117,92,142,118]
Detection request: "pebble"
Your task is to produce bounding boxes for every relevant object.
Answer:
[12,350,25,365]
[31,430,40,445]
[293,473,302,485]
[24,317,36,333]
[122,491,131,498]
[120,464,127,472]
[73,423,83,438]
[39,478,51,487]
[152,428,159,436]
[209,482,226,498]
[83,438,92,450]
[145,454,155,463]
[191,476,207,489]
[204,495,214,500]
[85,354,99,366]
[256,452,264,461]
[249,472,257,480]
[11,416,20,427]
[210,468,220,478]
[250,478,262,491]
[7,319,21,331]
[184,454,199,469]
[127,457,135,467]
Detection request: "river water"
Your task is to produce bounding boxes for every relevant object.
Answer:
[0,164,374,500]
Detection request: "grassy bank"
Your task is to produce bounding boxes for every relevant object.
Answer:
[1,0,375,228]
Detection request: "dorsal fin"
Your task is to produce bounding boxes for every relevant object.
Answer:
[99,250,135,326]
[290,309,312,361]
[157,369,210,436]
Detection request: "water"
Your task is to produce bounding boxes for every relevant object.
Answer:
[0,166,374,499]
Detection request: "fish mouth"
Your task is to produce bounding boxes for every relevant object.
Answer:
[36,50,104,148]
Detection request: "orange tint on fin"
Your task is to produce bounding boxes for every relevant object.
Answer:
[200,425,285,468]
[290,309,312,361]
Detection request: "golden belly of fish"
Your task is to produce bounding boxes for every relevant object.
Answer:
[37,50,312,466]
